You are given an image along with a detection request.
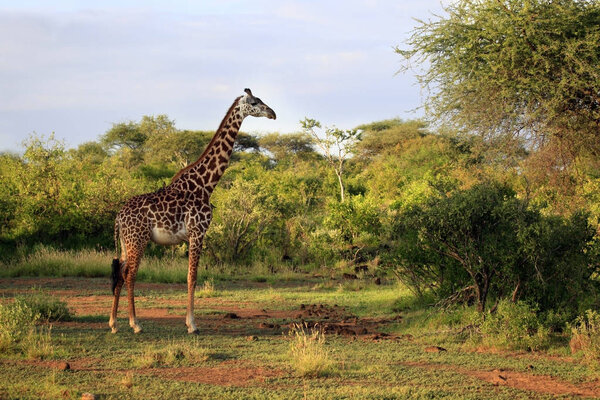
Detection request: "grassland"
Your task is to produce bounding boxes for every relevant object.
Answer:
[0,266,598,400]
[0,250,597,399]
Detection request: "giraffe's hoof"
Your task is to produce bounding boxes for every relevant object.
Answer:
[133,326,143,334]
[111,327,118,334]
[188,329,200,335]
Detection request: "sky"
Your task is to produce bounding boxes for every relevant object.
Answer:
[0,0,447,153]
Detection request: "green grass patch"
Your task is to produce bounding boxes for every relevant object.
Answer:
[0,298,54,359]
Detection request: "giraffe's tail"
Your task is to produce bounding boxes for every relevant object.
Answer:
[111,218,123,295]
[111,258,121,295]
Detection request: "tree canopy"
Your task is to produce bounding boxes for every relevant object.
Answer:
[398,0,600,163]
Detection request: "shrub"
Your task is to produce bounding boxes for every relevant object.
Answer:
[288,323,335,377]
[0,299,40,351]
[0,297,57,359]
[389,182,598,314]
[18,289,71,321]
[478,300,550,351]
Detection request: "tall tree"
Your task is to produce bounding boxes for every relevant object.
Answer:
[398,0,600,164]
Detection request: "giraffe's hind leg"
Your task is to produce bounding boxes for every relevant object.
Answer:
[125,249,144,334]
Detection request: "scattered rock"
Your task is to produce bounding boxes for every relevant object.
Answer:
[492,373,508,385]
[424,346,447,353]
[223,312,240,319]
[246,335,258,341]
[527,364,535,371]
[81,393,96,400]
[56,361,70,371]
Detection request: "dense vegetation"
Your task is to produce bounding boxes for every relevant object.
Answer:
[1,0,599,348]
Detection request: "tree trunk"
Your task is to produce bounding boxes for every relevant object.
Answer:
[475,275,490,313]
[336,171,345,202]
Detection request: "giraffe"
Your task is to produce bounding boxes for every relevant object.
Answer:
[109,88,276,334]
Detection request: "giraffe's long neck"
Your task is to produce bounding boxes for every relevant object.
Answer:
[169,97,244,196]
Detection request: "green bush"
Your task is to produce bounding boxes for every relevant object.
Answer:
[0,299,40,352]
[17,289,71,322]
[389,182,598,314]
[478,300,550,351]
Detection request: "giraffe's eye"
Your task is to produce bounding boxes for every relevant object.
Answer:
[249,98,258,106]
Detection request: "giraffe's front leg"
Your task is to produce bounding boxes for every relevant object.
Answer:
[186,236,203,334]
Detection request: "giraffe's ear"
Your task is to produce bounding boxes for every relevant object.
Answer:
[244,88,253,97]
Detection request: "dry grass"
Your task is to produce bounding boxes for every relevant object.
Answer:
[571,309,600,368]
[288,322,335,378]
[135,337,210,368]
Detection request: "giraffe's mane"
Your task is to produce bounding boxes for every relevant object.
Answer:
[170,95,243,184]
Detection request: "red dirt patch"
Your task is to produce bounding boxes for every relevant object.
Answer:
[7,358,283,387]
[145,363,285,386]
[469,369,600,398]
[402,361,600,398]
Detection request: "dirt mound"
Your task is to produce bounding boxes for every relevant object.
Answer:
[289,304,403,339]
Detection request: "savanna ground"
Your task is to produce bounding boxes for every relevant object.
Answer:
[1,267,600,400]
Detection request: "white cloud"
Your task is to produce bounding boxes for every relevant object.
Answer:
[0,1,446,151]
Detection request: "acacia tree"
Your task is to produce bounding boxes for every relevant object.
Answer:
[300,118,361,202]
[398,0,600,163]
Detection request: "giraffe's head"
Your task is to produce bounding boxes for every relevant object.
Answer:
[239,88,276,120]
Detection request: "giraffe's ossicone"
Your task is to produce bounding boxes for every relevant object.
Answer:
[109,89,276,334]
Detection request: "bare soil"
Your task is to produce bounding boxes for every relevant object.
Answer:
[402,361,600,398]
[143,360,285,387]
